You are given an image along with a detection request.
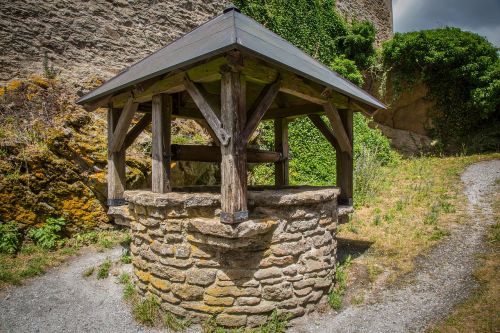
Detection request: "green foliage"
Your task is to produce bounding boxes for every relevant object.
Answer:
[328,255,352,310]
[97,259,111,279]
[163,312,191,332]
[132,296,161,326]
[0,221,22,254]
[382,27,500,152]
[27,217,66,250]
[120,249,132,264]
[236,0,397,190]
[123,282,137,300]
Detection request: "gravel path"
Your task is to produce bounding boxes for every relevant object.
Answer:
[0,247,160,333]
[1,160,498,333]
[291,159,500,333]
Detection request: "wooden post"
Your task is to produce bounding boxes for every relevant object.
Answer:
[151,94,172,193]
[274,118,289,186]
[107,108,126,206]
[336,108,353,206]
[220,70,247,223]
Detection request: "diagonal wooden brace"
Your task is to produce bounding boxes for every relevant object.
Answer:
[323,101,352,155]
[109,97,139,153]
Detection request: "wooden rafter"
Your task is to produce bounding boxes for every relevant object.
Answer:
[184,75,230,146]
[308,114,340,151]
[241,79,281,144]
[109,98,139,153]
[323,102,352,155]
[171,145,282,163]
[122,113,152,150]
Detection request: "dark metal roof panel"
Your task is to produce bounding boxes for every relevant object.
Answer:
[233,13,384,109]
[77,9,385,110]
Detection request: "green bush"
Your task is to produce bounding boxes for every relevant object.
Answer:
[27,217,66,250]
[0,221,22,254]
[382,27,500,152]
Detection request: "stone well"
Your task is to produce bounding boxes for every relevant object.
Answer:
[115,187,339,327]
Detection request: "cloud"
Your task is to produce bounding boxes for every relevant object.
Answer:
[393,0,500,46]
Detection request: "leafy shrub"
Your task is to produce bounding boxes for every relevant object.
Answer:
[382,27,500,152]
[27,217,66,250]
[0,221,22,254]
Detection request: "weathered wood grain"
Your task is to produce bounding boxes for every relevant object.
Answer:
[323,101,352,154]
[109,97,139,153]
[123,113,152,150]
[107,108,126,205]
[151,94,172,193]
[274,118,289,186]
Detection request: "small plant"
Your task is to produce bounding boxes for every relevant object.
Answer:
[123,282,137,301]
[83,266,94,277]
[328,255,352,310]
[27,217,66,250]
[97,259,112,279]
[98,237,113,250]
[42,51,58,79]
[163,312,191,332]
[256,309,291,333]
[121,249,132,264]
[132,296,161,326]
[118,272,131,284]
[0,221,22,254]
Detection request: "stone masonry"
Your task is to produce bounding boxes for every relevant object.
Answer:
[119,188,339,327]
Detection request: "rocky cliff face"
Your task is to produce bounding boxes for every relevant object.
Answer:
[0,0,393,85]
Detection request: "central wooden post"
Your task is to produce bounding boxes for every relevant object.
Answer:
[107,108,126,206]
[336,108,353,205]
[220,70,247,223]
[152,94,172,193]
[274,118,289,186]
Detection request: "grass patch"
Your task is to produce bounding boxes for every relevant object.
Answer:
[202,309,290,333]
[120,249,132,264]
[132,296,161,326]
[338,153,500,282]
[83,266,94,277]
[328,255,352,310]
[96,259,111,279]
[123,282,137,301]
[0,229,128,289]
[163,312,191,332]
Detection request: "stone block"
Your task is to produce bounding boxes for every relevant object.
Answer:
[247,314,268,328]
[259,277,284,286]
[150,276,171,291]
[287,219,318,233]
[160,219,182,232]
[190,244,213,259]
[150,240,174,256]
[150,263,185,282]
[272,240,309,257]
[216,313,247,327]
[134,269,151,282]
[262,282,293,301]
[223,302,275,315]
[236,297,260,306]
[283,264,299,276]
[131,222,146,232]
[259,255,295,268]
[159,257,193,268]
[180,302,225,314]
[204,295,234,306]
[216,279,259,288]
[254,267,282,280]
[171,284,204,301]
[217,269,254,281]
[293,279,315,289]
[175,244,191,258]
[159,292,181,305]
[186,268,217,286]
[271,232,302,244]
[294,287,312,297]
[206,285,260,298]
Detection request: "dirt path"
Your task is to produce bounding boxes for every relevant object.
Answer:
[0,248,159,333]
[291,159,500,333]
[1,160,498,333]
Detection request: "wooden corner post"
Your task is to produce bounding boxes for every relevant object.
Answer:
[152,94,172,193]
[274,118,289,186]
[107,107,126,206]
[220,69,248,223]
[336,108,353,205]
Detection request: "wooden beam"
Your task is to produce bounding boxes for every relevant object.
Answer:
[336,108,353,206]
[220,70,248,223]
[241,79,281,144]
[274,118,289,186]
[122,113,152,150]
[171,145,281,163]
[278,72,329,105]
[350,99,379,117]
[151,94,172,193]
[323,102,352,155]
[263,104,323,120]
[308,114,340,151]
[184,75,230,145]
[107,108,126,206]
[109,98,139,153]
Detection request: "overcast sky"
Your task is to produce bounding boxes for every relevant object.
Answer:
[393,0,500,47]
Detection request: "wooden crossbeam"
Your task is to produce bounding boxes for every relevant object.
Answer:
[184,75,230,146]
[241,79,281,144]
[279,72,327,105]
[171,145,282,163]
[308,114,340,151]
[323,102,352,155]
[122,113,152,150]
[109,98,139,153]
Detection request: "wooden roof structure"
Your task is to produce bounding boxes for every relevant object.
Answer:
[77,6,386,223]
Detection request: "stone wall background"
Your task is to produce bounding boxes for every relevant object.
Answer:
[0,0,393,86]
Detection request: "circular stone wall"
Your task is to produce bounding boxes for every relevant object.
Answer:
[123,188,339,327]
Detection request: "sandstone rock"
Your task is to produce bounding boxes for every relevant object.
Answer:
[150,264,185,282]
[254,267,282,280]
[159,257,193,268]
[175,244,191,258]
[150,276,171,291]
[247,315,268,328]
[224,302,275,315]
[172,284,204,301]
[216,313,247,327]
[272,240,309,257]
[206,285,261,298]
[180,302,225,314]
[204,295,234,306]
[259,255,294,268]
[236,297,260,306]
[186,268,217,286]
[262,282,293,301]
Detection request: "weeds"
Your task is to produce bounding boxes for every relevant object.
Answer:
[328,255,352,310]
[97,259,111,279]
[27,217,66,250]
[132,296,161,326]
[121,250,132,264]
[163,312,191,332]
[202,309,290,333]
[0,221,22,254]
[83,266,94,277]
[354,146,385,207]
[123,282,137,301]
[118,272,131,284]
